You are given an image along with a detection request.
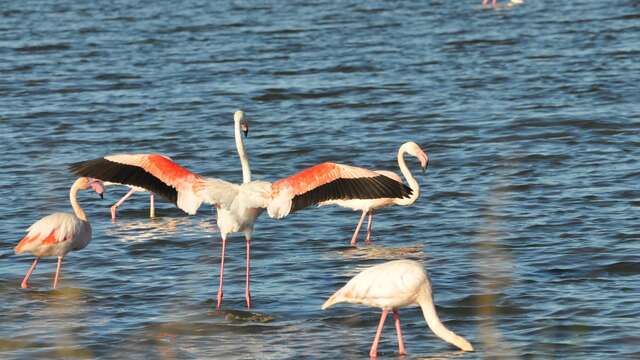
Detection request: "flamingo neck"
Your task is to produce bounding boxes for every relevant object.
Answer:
[394,145,420,206]
[69,179,87,221]
[417,285,474,352]
[235,118,251,184]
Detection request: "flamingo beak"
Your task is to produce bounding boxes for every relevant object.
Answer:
[242,121,249,138]
[89,179,105,199]
[419,152,429,173]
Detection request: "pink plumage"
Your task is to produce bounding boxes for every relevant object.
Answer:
[15,177,104,289]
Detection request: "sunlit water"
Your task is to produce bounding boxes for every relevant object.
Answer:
[1,1,639,359]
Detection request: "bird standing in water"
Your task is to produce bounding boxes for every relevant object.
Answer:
[322,260,473,357]
[15,177,104,289]
[320,142,428,246]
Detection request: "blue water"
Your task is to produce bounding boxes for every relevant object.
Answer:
[1,0,639,358]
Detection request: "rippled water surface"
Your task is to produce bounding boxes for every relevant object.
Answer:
[1,0,639,359]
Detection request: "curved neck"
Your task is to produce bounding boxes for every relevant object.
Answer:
[417,285,473,351]
[394,147,420,206]
[69,179,87,221]
[235,119,251,184]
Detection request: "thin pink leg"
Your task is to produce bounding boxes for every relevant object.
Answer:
[216,235,227,310]
[52,256,63,289]
[245,235,252,309]
[111,188,136,223]
[149,193,155,218]
[370,309,389,358]
[21,257,40,288]
[393,309,406,355]
[350,211,367,246]
[364,210,374,244]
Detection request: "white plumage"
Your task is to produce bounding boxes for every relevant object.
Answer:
[323,260,473,356]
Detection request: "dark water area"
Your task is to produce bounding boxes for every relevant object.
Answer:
[1,0,639,358]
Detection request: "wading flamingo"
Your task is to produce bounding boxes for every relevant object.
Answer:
[15,177,104,289]
[320,142,427,246]
[322,260,474,357]
[483,0,523,8]
[69,110,412,310]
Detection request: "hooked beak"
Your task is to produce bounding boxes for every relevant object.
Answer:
[241,121,249,138]
[419,152,429,173]
[88,178,105,199]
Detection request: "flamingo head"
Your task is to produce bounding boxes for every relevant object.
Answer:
[403,142,429,173]
[79,177,105,199]
[235,110,249,137]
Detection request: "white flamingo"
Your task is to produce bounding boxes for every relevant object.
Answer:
[69,111,413,310]
[15,177,104,289]
[322,259,474,357]
[320,142,428,246]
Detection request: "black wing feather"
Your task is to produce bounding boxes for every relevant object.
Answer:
[68,158,178,204]
[289,175,412,213]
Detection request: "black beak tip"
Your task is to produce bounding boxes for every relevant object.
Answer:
[243,130,249,138]
[99,193,104,200]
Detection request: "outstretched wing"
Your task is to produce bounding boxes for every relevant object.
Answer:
[69,154,204,214]
[267,162,412,219]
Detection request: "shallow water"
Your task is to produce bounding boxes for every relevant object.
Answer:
[1,0,639,359]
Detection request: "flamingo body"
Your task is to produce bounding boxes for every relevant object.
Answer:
[323,260,473,356]
[15,213,91,257]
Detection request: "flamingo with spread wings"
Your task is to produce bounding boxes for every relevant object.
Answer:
[320,142,428,246]
[69,110,412,310]
[15,177,104,289]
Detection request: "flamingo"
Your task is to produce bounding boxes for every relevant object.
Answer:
[320,142,428,246]
[483,0,523,8]
[68,110,413,310]
[14,177,104,289]
[322,259,474,357]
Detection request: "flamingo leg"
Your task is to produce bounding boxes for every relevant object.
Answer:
[20,257,40,289]
[392,309,406,355]
[111,188,136,223]
[245,234,252,309]
[350,211,367,246]
[52,256,63,289]
[216,235,227,310]
[370,309,389,358]
[364,210,374,244]
[149,193,155,218]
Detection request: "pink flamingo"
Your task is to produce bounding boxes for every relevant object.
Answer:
[15,177,104,289]
[320,142,428,246]
[483,0,523,8]
[69,111,413,310]
[322,260,474,357]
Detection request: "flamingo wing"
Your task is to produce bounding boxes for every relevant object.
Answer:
[267,162,412,218]
[69,154,204,214]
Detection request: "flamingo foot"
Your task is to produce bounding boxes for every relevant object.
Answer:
[52,256,63,289]
[110,205,118,223]
[216,290,223,310]
[20,257,40,289]
[393,309,406,356]
[245,291,252,309]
